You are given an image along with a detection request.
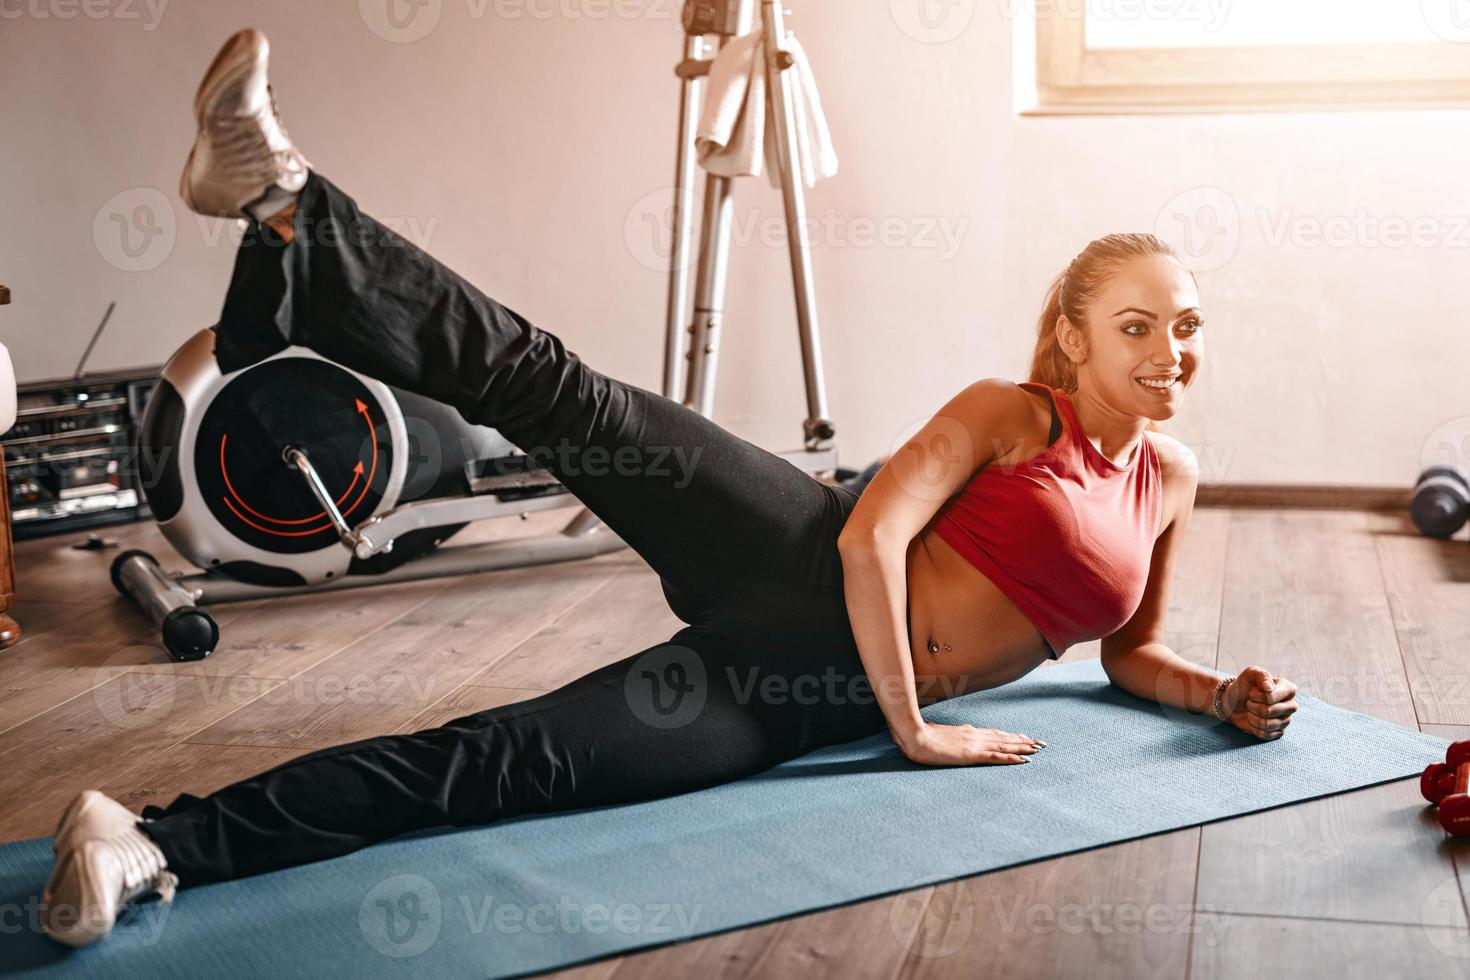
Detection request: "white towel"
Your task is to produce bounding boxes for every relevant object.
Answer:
[694,28,838,189]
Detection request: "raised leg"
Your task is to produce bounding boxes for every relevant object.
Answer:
[215,172,849,626]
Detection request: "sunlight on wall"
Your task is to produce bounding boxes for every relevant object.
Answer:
[1084,0,1448,49]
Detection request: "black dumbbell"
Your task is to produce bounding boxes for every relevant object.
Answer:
[1412,465,1470,539]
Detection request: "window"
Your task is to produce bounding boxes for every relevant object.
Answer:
[1028,0,1470,114]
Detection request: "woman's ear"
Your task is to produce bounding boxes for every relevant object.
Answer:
[1055,314,1088,367]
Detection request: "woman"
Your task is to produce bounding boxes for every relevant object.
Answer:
[40,29,1298,947]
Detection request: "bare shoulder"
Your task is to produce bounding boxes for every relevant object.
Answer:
[1144,429,1199,485]
[1144,429,1199,535]
[939,378,1039,433]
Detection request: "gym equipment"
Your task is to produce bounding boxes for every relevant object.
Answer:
[1419,739,1470,804]
[1420,740,1470,837]
[1411,464,1470,539]
[834,455,887,497]
[113,0,845,661]
[0,659,1448,976]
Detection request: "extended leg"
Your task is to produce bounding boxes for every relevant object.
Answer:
[136,625,885,886]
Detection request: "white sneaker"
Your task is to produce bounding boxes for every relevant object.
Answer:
[180,28,310,220]
[42,791,179,947]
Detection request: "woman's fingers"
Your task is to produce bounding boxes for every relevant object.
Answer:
[1248,699,1297,720]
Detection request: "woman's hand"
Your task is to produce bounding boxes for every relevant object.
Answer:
[1224,666,1298,740]
[897,721,1044,767]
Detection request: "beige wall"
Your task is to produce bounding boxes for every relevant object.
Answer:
[2,1,1467,487]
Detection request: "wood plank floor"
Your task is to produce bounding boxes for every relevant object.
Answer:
[2,505,1468,979]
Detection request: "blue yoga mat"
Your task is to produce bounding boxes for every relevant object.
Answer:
[0,658,1449,979]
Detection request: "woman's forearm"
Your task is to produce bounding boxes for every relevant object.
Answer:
[837,532,926,749]
[1104,641,1232,715]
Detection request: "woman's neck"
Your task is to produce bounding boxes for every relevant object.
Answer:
[1066,384,1147,469]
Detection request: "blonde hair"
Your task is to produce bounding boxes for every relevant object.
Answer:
[1027,233,1195,434]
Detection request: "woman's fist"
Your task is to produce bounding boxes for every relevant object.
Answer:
[1225,666,1297,740]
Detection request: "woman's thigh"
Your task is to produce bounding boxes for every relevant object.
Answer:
[441,622,887,819]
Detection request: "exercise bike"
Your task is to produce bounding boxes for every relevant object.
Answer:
[113,0,849,661]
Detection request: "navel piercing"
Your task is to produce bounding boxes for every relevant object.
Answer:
[927,641,952,653]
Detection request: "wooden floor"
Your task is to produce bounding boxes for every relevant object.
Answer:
[3,504,1470,978]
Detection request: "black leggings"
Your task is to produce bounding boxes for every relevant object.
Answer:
[138,173,889,886]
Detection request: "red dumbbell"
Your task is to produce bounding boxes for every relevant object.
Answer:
[1420,741,1470,804]
[1441,764,1470,838]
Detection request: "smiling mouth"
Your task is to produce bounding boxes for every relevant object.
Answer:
[1135,376,1180,391]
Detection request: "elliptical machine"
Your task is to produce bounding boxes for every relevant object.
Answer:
[113,0,846,661]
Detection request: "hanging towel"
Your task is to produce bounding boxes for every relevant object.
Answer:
[694,28,838,189]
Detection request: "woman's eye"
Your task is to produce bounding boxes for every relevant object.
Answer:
[1180,319,1204,334]
[1124,321,1147,335]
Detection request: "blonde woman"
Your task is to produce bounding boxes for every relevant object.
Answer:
[39,28,1297,947]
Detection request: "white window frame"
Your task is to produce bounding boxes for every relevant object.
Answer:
[1028,5,1470,115]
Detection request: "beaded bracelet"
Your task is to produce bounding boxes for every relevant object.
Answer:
[1211,675,1235,721]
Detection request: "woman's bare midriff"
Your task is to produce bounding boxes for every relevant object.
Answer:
[904,528,1054,706]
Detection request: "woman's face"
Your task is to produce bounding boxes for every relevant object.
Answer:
[1071,254,1203,422]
